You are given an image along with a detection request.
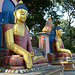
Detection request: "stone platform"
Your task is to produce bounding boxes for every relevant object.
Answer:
[50,61,73,69]
[0,63,64,75]
[50,53,75,70]
[49,58,75,70]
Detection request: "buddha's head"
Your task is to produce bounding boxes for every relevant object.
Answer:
[55,25,63,37]
[14,0,28,23]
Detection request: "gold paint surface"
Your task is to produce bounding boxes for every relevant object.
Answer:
[4,5,45,69]
[16,9,28,22]
[55,29,72,57]
[12,55,21,57]
[5,28,33,68]
[13,24,25,36]
[33,56,43,61]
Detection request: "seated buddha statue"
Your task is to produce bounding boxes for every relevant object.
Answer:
[54,25,72,57]
[4,0,49,69]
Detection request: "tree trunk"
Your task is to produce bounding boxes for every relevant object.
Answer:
[69,22,72,44]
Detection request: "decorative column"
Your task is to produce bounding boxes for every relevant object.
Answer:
[37,17,54,55]
[37,32,49,55]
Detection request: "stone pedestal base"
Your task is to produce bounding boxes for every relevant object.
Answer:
[57,52,70,57]
[0,57,3,66]
[0,63,64,75]
[3,66,25,70]
[55,57,70,61]
[55,52,71,61]
[3,56,25,70]
[50,61,73,69]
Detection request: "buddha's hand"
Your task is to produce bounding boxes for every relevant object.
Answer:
[30,52,34,57]
[23,52,33,68]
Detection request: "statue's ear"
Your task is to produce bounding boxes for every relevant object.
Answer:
[14,11,17,23]
[56,30,58,35]
[14,11,16,17]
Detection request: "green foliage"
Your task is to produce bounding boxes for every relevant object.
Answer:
[60,0,75,23]
[23,0,52,31]
[55,0,75,9]
[62,27,75,53]
[64,43,75,53]
[17,0,75,53]
[31,34,39,47]
[18,0,62,33]
[18,0,75,33]
[60,19,75,53]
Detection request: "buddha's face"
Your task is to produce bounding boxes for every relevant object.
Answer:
[16,9,28,22]
[57,29,63,37]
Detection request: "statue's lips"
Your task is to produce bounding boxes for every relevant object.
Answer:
[21,17,26,20]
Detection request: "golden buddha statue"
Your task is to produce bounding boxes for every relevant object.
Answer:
[4,0,48,69]
[55,25,72,57]
[4,0,33,69]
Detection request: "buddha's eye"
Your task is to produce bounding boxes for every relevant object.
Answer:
[21,13,24,15]
[20,11,25,15]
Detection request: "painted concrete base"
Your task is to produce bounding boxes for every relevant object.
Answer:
[0,64,63,75]
[50,60,74,70]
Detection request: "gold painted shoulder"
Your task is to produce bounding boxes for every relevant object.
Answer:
[13,24,25,36]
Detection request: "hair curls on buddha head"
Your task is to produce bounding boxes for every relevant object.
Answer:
[15,0,28,11]
[55,25,62,30]
[55,25,63,37]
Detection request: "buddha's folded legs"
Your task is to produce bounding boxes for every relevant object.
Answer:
[13,48,33,68]
[59,49,72,57]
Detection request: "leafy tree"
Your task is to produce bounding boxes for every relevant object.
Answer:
[18,0,62,33]
[19,0,75,44]
[55,0,75,44]
[22,0,52,31]
[60,19,75,52]
[17,0,75,52]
